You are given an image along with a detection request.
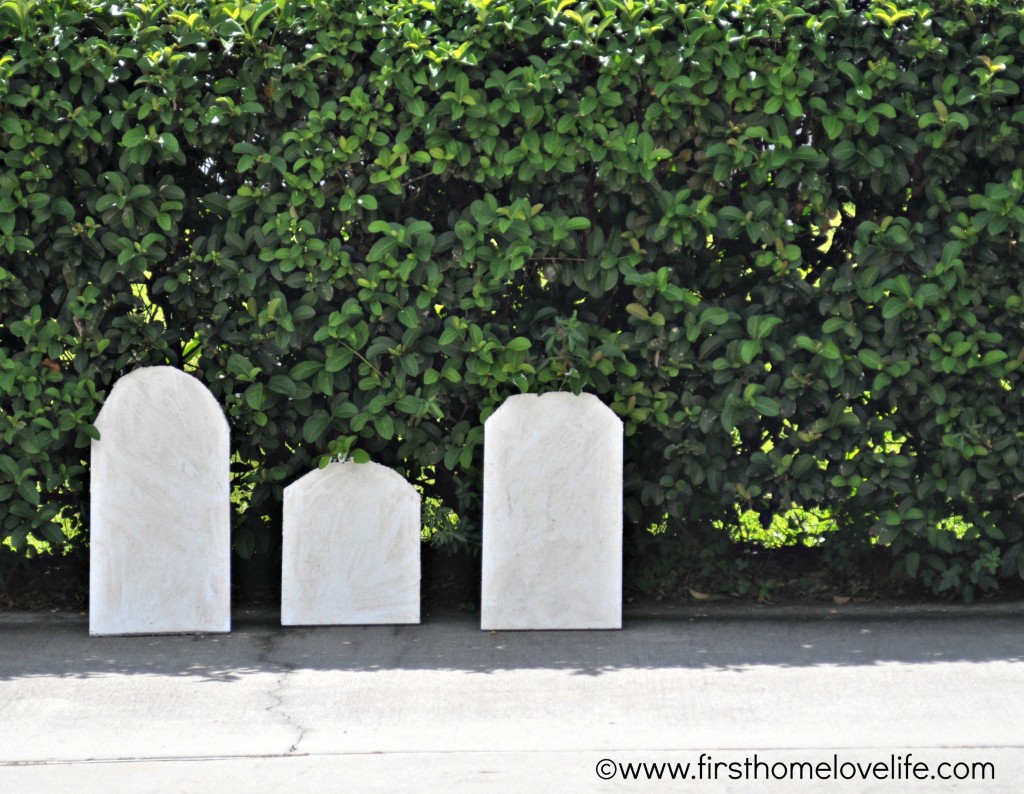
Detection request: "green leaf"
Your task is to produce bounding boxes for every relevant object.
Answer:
[158,133,180,154]
[506,337,531,351]
[268,375,296,397]
[0,454,19,479]
[17,479,40,506]
[228,353,256,377]
[303,411,330,444]
[819,342,841,361]
[701,307,730,326]
[753,395,780,417]
[822,316,846,334]
[325,346,352,373]
[95,194,119,212]
[795,335,818,353]
[375,414,394,440]
[857,349,884,369]
[290,361,322,380]
[366,237,397,262]
[982,350,1008,366]
[865,148,885,169]
[1,116,24,135]
[37,522,66,546]
[398,306,418,328]
[122,127,147,148]
[315,368,334,396]
[750,316,783,339]
[400,355,420,377]
[832,140,857,161]
[248,0,279,36]
[8,527,28,550]
[882,297,907,318]
[470,200,496,224]
[396,395,423,414]
[636,131,654,159]
[245,383,265,410]
[822,116,843,140]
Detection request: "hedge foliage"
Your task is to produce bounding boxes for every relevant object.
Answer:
[2,0,1024,600]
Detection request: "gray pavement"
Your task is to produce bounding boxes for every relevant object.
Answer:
[1,604,1022,792]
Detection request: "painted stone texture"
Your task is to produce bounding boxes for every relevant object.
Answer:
[89,366,231,636]
[281,461,421,626]
[481,392,623,630]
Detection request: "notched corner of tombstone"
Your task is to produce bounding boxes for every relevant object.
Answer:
[485,390,618,427]
[281,459,421,626]
[481,391,623,630]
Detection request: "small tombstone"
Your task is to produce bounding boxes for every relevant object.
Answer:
[481,392,623,630]
[281,461,421,626]
[89,366,231,636]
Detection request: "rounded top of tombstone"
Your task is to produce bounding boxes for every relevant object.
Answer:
[96,365,228,432]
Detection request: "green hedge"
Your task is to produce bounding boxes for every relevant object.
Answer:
[2,0,1024,600]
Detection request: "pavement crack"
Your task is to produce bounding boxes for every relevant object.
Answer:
[254,632,307,756]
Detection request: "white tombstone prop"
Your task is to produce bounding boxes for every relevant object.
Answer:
[89,366,231,636]
[281,461,421,625]
[481,392,623,630]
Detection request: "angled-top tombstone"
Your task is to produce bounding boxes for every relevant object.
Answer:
[481,392,623,630]
[281,461,421,626]
[90,366,230,636]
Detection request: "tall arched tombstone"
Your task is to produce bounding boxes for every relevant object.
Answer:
[89,366,231,636]
[481,392,623,630]
[281,461,421,626]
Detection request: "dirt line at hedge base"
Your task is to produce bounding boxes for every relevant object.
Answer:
[4,548,1021,615]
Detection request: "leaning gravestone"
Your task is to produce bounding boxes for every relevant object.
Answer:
[89,366,231,636]
[481,392,623,630]
[281,461,421,625]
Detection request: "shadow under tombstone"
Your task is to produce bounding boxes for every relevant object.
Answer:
[1,610,1023,683]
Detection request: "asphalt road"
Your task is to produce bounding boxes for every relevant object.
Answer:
[1,605,1022,792]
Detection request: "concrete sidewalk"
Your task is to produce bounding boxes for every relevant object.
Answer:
[1,605,1022,792]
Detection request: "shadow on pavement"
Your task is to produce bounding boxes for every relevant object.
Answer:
[0,608,1022,682]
